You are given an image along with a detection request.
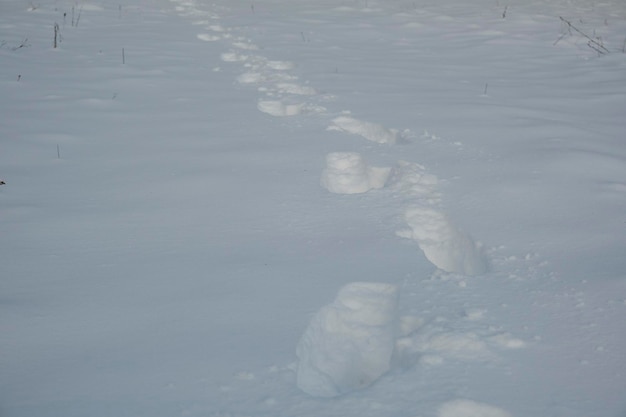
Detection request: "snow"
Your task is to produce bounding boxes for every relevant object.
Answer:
[321,152,390,194]
[328,115,400,144]
[438,399,513,417]
[295,282,398,397]
[402,206,488,275]
[1,0,626,416]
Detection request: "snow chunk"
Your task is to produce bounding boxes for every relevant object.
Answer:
[232,41,258,50]
[197,33,220,42]
[267,60,295,70]
[321,152,391,194]
[296,282,399,397]
[328,116,398,144]
[276,83,316,95]
[439,399,513,417]
[237,72,264,84]
[257,100,303,117]
[220,52,248,62]
[403,206,488,275]
[487,333,526,349]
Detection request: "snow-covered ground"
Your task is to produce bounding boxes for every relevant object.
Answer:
[1,0,625,416]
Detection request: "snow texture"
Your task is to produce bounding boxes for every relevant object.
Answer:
[296,282,398,397]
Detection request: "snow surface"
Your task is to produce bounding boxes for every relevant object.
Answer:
[1,0,626,416]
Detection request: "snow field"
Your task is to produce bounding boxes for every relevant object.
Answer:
[2,0,626,415]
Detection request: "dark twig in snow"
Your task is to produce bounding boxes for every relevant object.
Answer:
[553,32,567,46]
[75,6,83,27]
[11,38,30,51]
[558,16,609,55]
[54,23,59,48]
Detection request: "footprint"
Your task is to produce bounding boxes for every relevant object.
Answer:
[389,160,440,202]
[257,100,325,117]
[275,83,316,96]
[197,33,220,41]
[220,51,248,62]
[320,152,391,194]
[232,41,259,50]
[257,100,304,117]
[328,115,398,144]
[266,60,295,70]
[401,206,488,275]
[438,399,513,417]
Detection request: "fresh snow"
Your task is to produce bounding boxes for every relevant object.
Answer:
[1,0,626,416]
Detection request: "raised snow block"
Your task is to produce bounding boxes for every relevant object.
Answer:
[403,206,488,276]
[296,282,398,397]
[321,152,390,194]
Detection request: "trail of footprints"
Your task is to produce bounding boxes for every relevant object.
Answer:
[168,0,525,410]
[171,0,487,276]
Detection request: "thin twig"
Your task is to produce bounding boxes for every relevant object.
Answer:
[559,16,609,54]
[54,23,59,48]
[11,38,30,51]
[75,6,83,27]
[553,32,567,46]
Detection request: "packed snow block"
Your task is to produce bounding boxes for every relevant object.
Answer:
[438,399,513,417]
[257,100,303,117]
[321,152,391,194]
[328,116,398,144]
[296,282,399,397]
[403,206,487,276]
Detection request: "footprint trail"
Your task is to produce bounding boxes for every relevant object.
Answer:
[166,0,521,413]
